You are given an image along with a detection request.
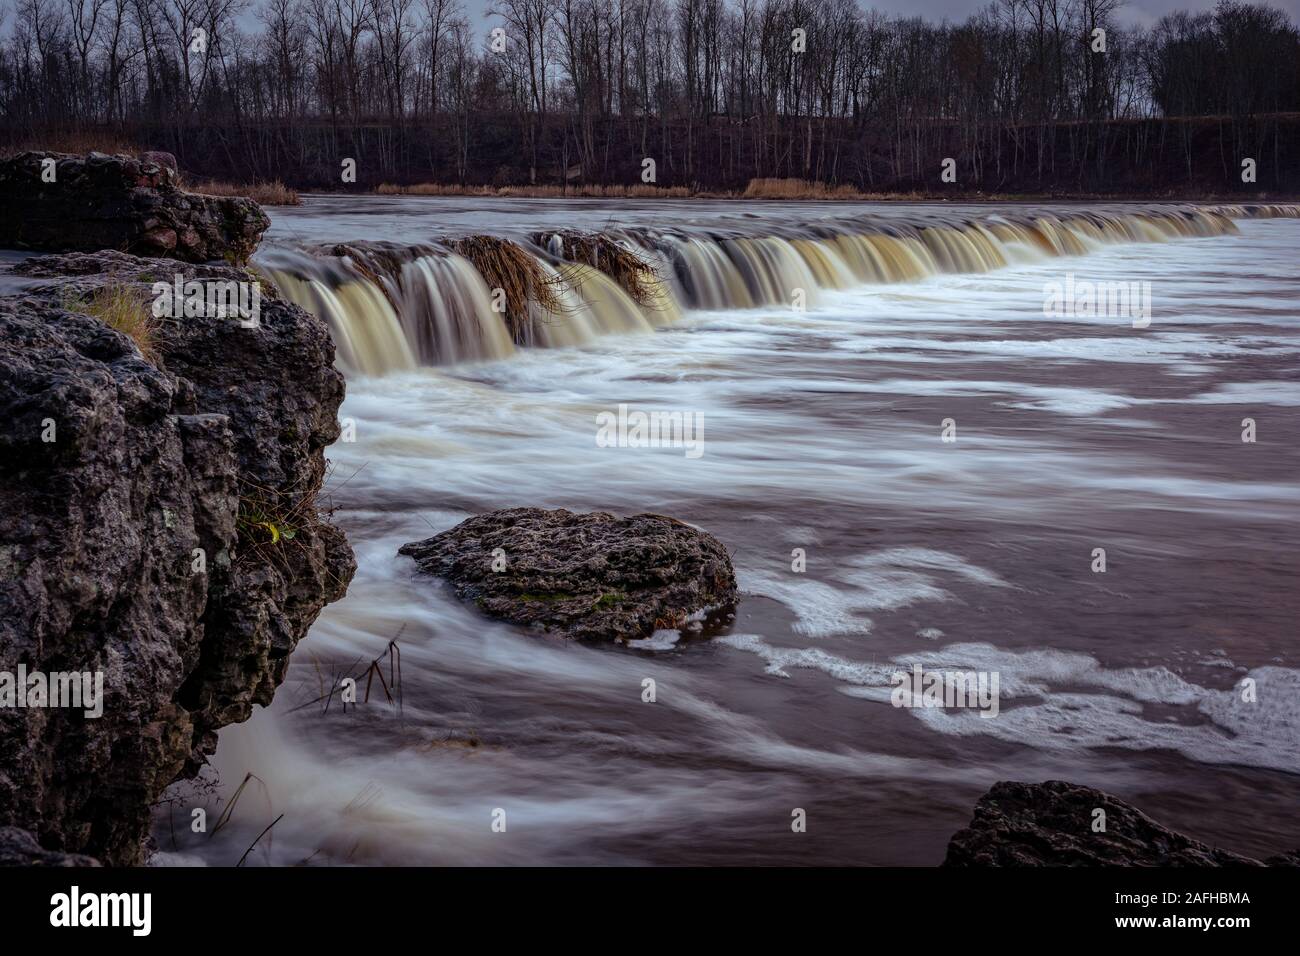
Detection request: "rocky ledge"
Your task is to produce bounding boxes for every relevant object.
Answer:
[944,781,1299,866]
[0,249,355,865]
[0,151,268,263]
[399,508,737,641]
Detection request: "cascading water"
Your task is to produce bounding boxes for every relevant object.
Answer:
[398,255,516,364]
[260,249,418,377]
[255,205,1298,377]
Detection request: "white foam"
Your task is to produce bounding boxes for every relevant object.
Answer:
[736,570,875,637]
[626,629,682,651]
[720,636,1300,774]
[738,548,1007,637]
[1192,381,1300,406]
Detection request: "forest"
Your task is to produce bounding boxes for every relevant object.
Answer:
[1,0,1297,193]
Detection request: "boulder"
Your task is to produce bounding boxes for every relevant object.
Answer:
[943,780,1294,866]
[139,150,178,172]
[399,508,737,640]
[0,250,355,865]
[0,151,268,263]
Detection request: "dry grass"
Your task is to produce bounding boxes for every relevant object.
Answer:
[744,177,894,199]
[65,284,160,363]
[446,235,567,338]
[1,130,141,157]
[376,178,937,201]
[537,231,661,307]
[190,178,301,205]
[377,181,695,199]
[325,242,403,312]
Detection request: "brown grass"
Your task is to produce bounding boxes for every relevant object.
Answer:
[743,177,912,199]
[446,235,567,339]
[189,178,301,205]
[536,231,661,307]
[325,243,403,312]
[65,284,160,363]
[376,178,938,201]
[377,181,696,199]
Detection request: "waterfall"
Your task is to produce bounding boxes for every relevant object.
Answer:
[399,255,516,364]
[256,205,1299,376]
[260,250,418,377]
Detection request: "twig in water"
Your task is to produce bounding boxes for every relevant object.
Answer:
[236,814,284,867]
[211,772,266,837]
[288,626,406,716]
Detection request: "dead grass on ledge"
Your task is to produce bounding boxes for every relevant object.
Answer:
[537,231,661,307]
[188,178,302,205]
[64,283,160,364]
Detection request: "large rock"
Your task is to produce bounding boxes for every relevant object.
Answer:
[943,781,1296,866]
[399,508,737,640]
[0,151,268,263]
[0,250,355,865]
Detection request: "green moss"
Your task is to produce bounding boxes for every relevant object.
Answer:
[237,499,298,546]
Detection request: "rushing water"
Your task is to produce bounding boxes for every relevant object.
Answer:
[153,199,1300,866]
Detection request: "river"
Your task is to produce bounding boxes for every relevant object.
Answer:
[151,198,1300,866]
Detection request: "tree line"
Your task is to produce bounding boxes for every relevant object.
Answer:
[1,0,1297,192]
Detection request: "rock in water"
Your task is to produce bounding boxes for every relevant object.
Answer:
[943,780,1277,866]
[0,151,268,264]
[0,251,355,865]
[399,508,738,641]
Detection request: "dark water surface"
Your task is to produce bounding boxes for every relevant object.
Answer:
[153,202,1300,866]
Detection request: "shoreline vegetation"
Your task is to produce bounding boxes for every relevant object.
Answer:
[370,178,1299,202]
[188,179,303,207]
[4,134,1296,205]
